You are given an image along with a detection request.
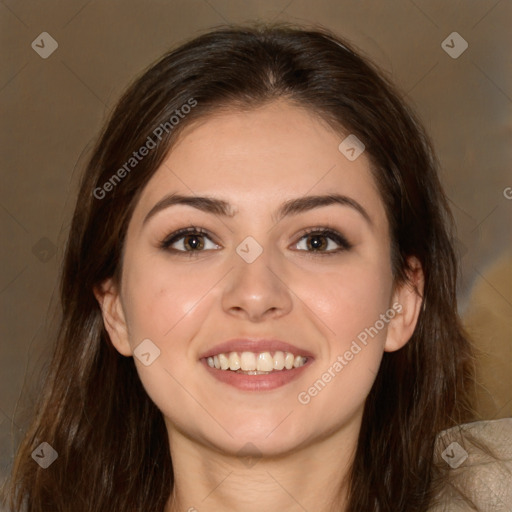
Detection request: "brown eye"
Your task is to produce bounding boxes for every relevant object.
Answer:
[305,233,329,251]
[160,227,219,254]
[181,234,205,251]
[294,228,352,255]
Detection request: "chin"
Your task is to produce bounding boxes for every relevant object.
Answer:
[202,415,314,457]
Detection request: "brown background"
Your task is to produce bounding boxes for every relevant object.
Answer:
[1,0,511,498]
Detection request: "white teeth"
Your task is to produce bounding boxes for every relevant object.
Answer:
[293,355,303,368]
[240,352,256,371]
[257,352,274,372]
[228,352,241,371]
[273,351,285,370]
[205,350,308,373]
[219,353,229,370]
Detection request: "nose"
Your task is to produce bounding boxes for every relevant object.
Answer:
[221,243,293,322]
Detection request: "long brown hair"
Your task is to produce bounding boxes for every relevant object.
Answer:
[3,21,475,511]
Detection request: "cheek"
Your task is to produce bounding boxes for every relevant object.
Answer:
[293,259,393,408]
[303,258,393,346]
[293,299,387,427]
[118,256,205,399]
[122,254,213,345]
[120,257,218,430]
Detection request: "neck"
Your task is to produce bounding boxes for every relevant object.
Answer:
[163,423,359,512]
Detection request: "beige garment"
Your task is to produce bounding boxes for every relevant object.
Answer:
[427,418,512,511]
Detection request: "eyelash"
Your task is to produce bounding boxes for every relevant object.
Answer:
[159,226,352,257]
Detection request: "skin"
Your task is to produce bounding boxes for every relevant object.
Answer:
[95,99,424,512]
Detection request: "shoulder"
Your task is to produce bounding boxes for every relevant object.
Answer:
[427,418,512,511]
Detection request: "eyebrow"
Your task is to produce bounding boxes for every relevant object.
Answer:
[142,193,372,226]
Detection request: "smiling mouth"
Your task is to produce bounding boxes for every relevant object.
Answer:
[203,350,309,375]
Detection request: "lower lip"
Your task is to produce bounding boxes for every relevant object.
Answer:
[200,359,313,391]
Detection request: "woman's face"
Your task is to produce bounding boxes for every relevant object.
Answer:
[99,99,420,457]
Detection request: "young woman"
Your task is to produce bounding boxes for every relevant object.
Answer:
[5,22,507,512]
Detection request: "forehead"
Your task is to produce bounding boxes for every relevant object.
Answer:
[131,100,387,227]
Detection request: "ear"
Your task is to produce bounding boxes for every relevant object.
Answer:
[93,278,132,357]
[384,256,425,352]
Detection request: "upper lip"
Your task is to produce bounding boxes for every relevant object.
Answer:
[198,338,315,360]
